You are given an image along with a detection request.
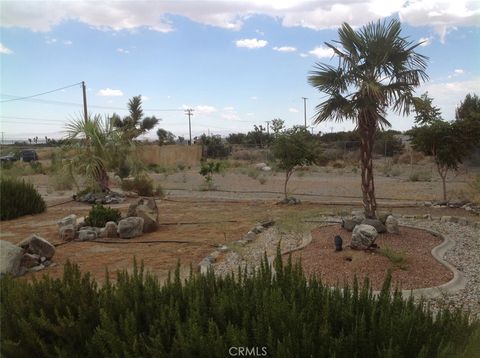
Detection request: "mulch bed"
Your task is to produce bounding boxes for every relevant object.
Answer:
[286,225,453,291]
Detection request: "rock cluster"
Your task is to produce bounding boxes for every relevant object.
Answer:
[75,191,125,205]
[278,197,301,205]
[341,210,397,234]
[0,235,56,277]
[58,198,160,242]
[422,200,480,214]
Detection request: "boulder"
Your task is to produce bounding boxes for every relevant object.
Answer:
[440,216,452,223]
[279,196,301,205]
[351,224,378,250]
[243,231,256,242]
[59,225,76,241]
[385,215,400,234]
[127,198,159,233]
[118,217,144,239]
[341,219,358,232]
[0,240,24,276]
[58,214,77,229]
[17,234,55,260]
[99,221,118,239]
[261,166,272,172]
[377,211,392,225]
[351,210,366,222]
[361,219,386,233]
[77,230,97,241]
[20,253,41,268]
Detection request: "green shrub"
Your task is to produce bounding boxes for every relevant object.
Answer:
[84,204,121,227]
[121,176,154,196]
[50,170,74,191]
[1,254,477,357]
[199,160,222,189]
[332,160,345,168]
[0,178,46,220]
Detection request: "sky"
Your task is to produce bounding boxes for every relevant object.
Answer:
[0,0,479,142]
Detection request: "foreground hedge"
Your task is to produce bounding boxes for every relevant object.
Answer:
[1,253,478,357]
[0,177,46,220]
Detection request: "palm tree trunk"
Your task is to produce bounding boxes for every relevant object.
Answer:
[358,117,377,218]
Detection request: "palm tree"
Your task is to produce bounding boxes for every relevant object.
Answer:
[308,19,428,218]
[63,115,132,192]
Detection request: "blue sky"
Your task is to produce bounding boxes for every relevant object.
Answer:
[0,1,479,141]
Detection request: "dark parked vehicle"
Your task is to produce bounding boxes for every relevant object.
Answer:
[0,153,17,162]
[21,149,38,162]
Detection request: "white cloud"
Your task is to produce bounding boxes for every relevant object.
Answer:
[418,77,480,119]
[223,106,235,111]
[141,95,150,101]
[309,46,335,59]
[273,46,297,52]
[195,105,217,115]
[246,112,255,116]
[0,43,13,54]
[45,37,57,44]
[63,40,73,45]
[1,0,478,40]
[117,48,130,54]
[299,53,309,58]
[418,36,433,46]
[250,96,258,100]
[97,88,124,97]
[454,68,464,74]
[255,29,265,36]
[235,38,268,49]
[289,108,299,113]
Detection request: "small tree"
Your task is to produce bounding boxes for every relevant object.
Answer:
[413,92,442,125]
[272,127,319,200]
[199,160,222,189]
[156,128,176,146]
[409,120,470,201]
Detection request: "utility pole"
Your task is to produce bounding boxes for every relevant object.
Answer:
[185,109,194,145]
[301,97,308,129]
[82,81,88,124]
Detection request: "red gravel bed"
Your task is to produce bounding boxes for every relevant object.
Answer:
[287,225,453,291]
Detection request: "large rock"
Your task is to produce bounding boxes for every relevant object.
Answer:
[58,214,77,229]
[118,217,144,239]
[99,221,118,239]
[20,253,41,268]
[385,215,400,234]
[361,219,386,233]
[351,224,378,250]
[351,210,366,222]
[127,198,159,233]
[17,234,55,260]
[77,230,97,241]
[0,240,24,276]
[59,224,76,241]
[377,211,392,225]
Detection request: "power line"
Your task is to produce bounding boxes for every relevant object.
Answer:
[0,115,66,123]
[0,82,83,103]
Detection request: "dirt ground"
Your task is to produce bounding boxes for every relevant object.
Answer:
[1,160,479,284]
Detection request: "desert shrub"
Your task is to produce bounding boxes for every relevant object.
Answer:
[201,134,231,158]
[408,171,432,182]
[0,177,46,220]
[1,255,477,357]
[331,160,345,168]
[176,162,186,171]
[394,151,425,164]
[231,148,268,162]
[49,170,73,190]
[29,161,45,174]
[121,176,154,196]
[378,246,408,270]
[154,183,165,198]
[115,161,131,179]
[247,168,260,179]
[84,204,121,227]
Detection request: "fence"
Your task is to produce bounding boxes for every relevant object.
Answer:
[136,144,202,167]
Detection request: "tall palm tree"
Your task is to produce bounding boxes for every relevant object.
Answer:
[308,19,428,218]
